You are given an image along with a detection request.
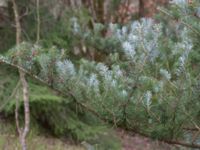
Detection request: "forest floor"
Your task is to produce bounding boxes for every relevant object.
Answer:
[0,130,185,150]
[116,128,187,150]
[0,117,84,150]
[0,117,188,150]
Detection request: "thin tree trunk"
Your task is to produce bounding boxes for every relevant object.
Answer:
[12,0,21,44]
[19,71,30,150]
[36,0,40,43]
[95,0,105,23]
[139,0,145,17]
[139,0,169,17]
[69,0,75,9]
[12,0,30,150]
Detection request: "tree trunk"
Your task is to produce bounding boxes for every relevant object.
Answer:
[36,0,40,43]
[12,0,30,150]
[19,71,30,150]
[139,0,169,17]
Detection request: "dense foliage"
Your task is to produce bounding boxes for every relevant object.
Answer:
[0,0,200,148]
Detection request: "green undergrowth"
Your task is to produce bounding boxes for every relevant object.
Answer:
[0,120,85,150]
[0,65,121,150]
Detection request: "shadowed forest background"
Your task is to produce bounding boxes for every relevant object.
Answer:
[0,0,200,150]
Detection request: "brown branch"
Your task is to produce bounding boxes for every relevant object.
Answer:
[183,127,199,131]
[19,7,29,20]
[164,140,200,149]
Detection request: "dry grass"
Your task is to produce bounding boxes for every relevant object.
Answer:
[0,134,85,150]
[0,119,85,150]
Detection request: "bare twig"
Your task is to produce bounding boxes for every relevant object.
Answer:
[183,127,199,131]
[36,0,40,43]
[164,140,200,149]
[15,89,21,135]
[19,7,29,20]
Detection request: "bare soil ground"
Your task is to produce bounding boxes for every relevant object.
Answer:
[116,129,187,150]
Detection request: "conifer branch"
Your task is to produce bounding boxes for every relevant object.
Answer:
[157,7,200,36]
[0,58,108,122]
[0,81,21,112]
